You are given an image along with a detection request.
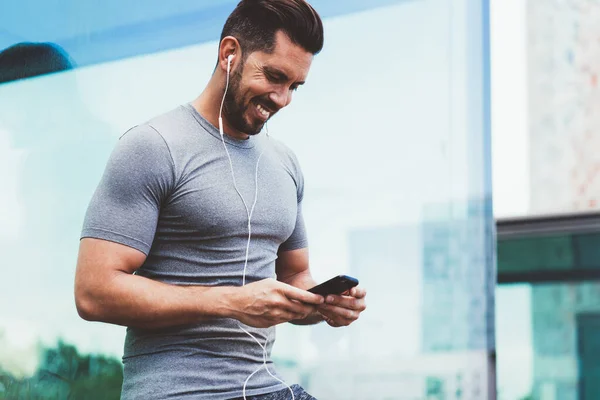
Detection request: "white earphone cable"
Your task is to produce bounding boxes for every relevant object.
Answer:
[219,55,294,400]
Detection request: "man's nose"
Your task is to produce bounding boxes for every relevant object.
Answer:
[269,88,292,110]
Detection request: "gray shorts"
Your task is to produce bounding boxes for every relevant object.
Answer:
[233,384,317,400]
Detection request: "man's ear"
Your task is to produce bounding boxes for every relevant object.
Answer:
[218,36,242,73]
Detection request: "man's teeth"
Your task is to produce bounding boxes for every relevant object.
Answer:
[257,104,270,117]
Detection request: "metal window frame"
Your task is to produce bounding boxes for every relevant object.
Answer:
[496,211,600,284]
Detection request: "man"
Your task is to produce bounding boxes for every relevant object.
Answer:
[75,1,367,399]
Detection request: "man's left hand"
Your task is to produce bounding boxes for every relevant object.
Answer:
[317,286,367,328]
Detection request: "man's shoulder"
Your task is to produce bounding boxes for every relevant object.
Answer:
[143,104,196,139]
[126,104,211,158]
[268,137,300,166]
[119,105,189,138]
[266,137,304,187]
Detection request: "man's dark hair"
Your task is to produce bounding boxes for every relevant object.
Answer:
[0,42,74,85]
[220,0,324,58]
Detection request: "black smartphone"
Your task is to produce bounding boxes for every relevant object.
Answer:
[308,275,359,297]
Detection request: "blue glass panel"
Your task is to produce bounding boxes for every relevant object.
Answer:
[1,0,410,68]
[0,1,494,398]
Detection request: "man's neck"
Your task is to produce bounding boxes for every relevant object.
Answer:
[192,77,249,141]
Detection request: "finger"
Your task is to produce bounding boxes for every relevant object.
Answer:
[330,318,352,327]
[318,309,339,325]
[318,311,337,325]
[318,304,360,321]
[350,286,367,299]
[324,294,365,311]
[272,309,307,324]
[281,284,324,305]
[286,299,317,317]
[319,311,352,328]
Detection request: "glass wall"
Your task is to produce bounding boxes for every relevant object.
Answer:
[0,1,494,399]
[495,214,600,400]
[492,0,600,398]
[497,282,600,400]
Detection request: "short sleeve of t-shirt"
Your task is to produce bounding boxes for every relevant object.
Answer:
[276,144,308,252]
[81,125,175,255]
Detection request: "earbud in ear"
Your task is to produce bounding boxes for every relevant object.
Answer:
[226,54,234,77]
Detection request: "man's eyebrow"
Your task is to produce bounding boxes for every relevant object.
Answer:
[263,66,305,85]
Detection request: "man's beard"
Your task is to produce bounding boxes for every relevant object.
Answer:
[222,66,265,136]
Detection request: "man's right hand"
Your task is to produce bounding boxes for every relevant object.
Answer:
[228,278,324,328]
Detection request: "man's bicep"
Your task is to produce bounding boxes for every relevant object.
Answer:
[75,238,146,320]
[77,237,146,276]
[276,247,310,282]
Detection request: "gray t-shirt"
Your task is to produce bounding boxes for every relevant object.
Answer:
[81,103,308,399]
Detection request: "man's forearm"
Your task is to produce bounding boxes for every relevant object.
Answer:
[76,272,237,330]
[282,270,317,291]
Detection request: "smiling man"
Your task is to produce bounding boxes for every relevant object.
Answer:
[75,1,367,399]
